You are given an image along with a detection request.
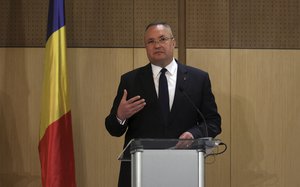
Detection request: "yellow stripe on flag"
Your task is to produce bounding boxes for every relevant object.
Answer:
[40,26,70,139]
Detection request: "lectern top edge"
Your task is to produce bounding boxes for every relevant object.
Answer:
[118,138,222,161]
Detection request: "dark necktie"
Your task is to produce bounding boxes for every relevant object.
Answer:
[159,68,169,122]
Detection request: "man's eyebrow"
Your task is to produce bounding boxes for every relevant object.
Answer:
[146,35,166,40]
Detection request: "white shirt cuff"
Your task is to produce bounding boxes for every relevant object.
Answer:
[116,116,126,125]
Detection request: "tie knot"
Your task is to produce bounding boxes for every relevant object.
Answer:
[161,68,167,74]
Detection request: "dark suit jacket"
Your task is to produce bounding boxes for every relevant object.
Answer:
[105,60,221,187]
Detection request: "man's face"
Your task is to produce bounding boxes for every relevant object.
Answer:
[144,25,176,67]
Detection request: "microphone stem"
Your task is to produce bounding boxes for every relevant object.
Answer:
[181,89,209,137]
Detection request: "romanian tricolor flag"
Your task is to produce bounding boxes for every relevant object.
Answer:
[39,0,76,186]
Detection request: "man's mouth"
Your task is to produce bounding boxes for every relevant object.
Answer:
[154,51,164,55]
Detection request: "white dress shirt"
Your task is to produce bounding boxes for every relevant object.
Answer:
[151,58,178,110]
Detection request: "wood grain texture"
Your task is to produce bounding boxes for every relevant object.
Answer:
[1,47,300,186]
[187,49,231,187]
[231,49,300,187]
[2,0,299,48]
[68,48,133,186]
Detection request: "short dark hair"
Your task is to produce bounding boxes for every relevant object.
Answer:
[145,21,172,32]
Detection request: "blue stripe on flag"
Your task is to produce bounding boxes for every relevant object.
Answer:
[46,0,65,40]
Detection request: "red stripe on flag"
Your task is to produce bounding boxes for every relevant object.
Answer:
[38,111,76,187]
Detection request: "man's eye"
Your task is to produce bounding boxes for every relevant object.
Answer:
[160,37,167,42]
[147,40,155,44]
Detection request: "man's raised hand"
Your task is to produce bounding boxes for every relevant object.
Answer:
[117,89,146,121]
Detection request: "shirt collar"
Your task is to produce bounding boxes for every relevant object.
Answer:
[151,58,177,78]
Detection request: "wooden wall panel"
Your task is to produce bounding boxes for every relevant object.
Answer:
[2,0,299,48]
[0,48,133,187]
[67,0,134,47]
[231,0,300,49]
[0,0,48,47]
[186,49,231,187]
[0,48,44,187]
[1,47,300,186]
[68,48,133,186]
[186,0,230,48]
[133,0,178,47]
[231,49,300,187]
[1,0,179,48]
[0,0,135,47]
[1,1,300,187]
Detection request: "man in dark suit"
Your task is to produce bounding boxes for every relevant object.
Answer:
[105,22,221,187]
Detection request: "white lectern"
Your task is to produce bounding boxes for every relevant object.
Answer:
[118,138,222,187]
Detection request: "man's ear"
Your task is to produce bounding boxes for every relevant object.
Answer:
[172,39,176,48]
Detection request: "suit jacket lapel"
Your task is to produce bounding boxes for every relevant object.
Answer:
[169,62,188,123]
[137,63,159,107]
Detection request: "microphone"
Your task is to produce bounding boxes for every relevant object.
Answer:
[179,87,209,138]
